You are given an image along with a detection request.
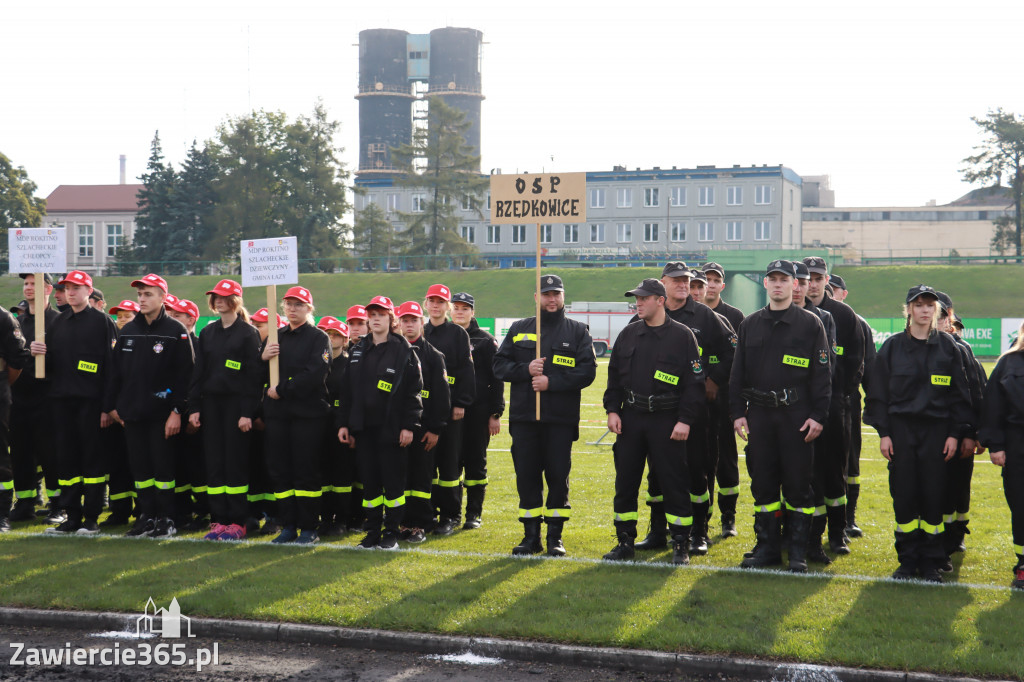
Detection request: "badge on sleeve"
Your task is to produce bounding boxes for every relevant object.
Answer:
[692,360,702,374]
[819,350,829,365]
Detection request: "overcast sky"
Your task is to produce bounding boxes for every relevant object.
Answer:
[4,0,1022,208]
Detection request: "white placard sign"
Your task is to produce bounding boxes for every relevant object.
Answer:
[240,237,299,287]
[8,227,67,273]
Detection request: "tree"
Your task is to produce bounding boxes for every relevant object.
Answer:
[132,132,179,269]
[391,97,488,261]
[351,202,394,270]
[962,109,1024,260]
[0,152,46,230]
[170,140,219,263]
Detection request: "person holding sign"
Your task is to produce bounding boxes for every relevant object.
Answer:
[188,280,262,541]
[260,286,331,545]
[36,271,119,535]
[337,296,423,550]
[864,285,973,582]
[111,274,194,540]
[493,275,597,557]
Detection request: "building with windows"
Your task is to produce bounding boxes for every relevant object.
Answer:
[40,184,141,274]
[353,164,803,267]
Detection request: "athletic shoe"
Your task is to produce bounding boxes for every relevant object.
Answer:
[0,517,10,533]
[378,531,399,550]
[125,516,155,537]
[46,509,67,525]
[295,530,319,545]
[939,557,954,573]
[405,528,426,544]
[182,516,211,532]
[1011,568,1024,590]
[259,520,282,536]
[45,519,82,534]
[271,526,299,544]
[203,523,227,540]
[76,520,101,535]
[462,516,482,530]
[149,518,177,539]
[433,517,458,536]
[219,524,247,541]
[356,530,381,549]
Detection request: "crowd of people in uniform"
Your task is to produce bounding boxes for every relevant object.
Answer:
[0,258,1021,587]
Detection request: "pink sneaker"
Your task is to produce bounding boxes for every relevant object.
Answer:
[203,523,226,540]
[219,523,247,540]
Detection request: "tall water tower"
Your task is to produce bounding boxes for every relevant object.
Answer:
[428,27,484,170]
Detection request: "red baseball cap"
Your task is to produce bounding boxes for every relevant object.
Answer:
[396,301,424,318]
[109,299,140,314]
[366,295,394,312]
[346,305,368,321]
[426,284,451,301]
[164,293,181,310]
[283,286,313,305]
[251,308,285,327]
[131,273,169,293]
[317,316,349,336]
[206,279,243,297]
[59,270,93,289]
[179,299,200,320]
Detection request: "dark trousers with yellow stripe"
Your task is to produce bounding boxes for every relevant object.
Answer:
[101,421,134,518]
[54,398,106,523]
[0,396,12,515]
[509,421,573,523]
[125,417,177,520]
[746,405,815,512]
[404,429,435,530]
[644,410,709,531]
[613,409,692,538]
[319,426,355,526]
[708,394,740,514]
[432,418,464,523]
[11,401,57,507]
[202,394,251,526]
[1001,428,1024,562]
[887,414,947,567]
[355,425,407,532]
[174,429,207,523]
[461,405,492,519]
[265,415,325,532]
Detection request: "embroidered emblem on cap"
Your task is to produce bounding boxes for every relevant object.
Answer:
[222,282,231,289]
[441,287,447,294]
[773,261,781,268]
[300,289,307,297]
[547,277,553,284]
[74,273,83,280]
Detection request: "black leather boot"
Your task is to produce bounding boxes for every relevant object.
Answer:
[512,518,543,556]
[603,530,636,561]
[807,514,832,564]
[845,484,863,538]
[827,506,851,554]
[740,511,782,568]
[545,518,566,557]
[634,505,668,550]
[689,501,709,555]
[788,512,812,573]
[671,528,690,565]
[719,491,738,537]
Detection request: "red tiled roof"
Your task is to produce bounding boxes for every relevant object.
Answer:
[45,184,144,213]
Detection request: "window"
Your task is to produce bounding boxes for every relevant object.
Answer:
[755,220,772,241]
[589,188,605,208]
[698,221,714,242]
[790,189,794,210]
[699,186,714,206]
[540,224,552,244]
[644,187,659,207]
[511,259,526,268]
[590,223,605,243]
[387,193,400,212]
[616,223,632,243]
[726,221,742,241]
[727,186,742,206]
[460,225,476,243]
[411,194,426,212]
[487,224,501,244]
[78,224,94,257]
[461,195,472,211]
[616,188,632,208]
[564,224,579,243]
[670,221,686,242]
[106,223,123,257]
[511,224,527,244]
[644,223,659,242]
[755,185,772,205]
[670,187,686,207]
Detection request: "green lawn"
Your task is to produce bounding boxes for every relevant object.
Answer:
[2,360,1023,678]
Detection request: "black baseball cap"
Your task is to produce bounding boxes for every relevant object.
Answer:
[829,274,847,290]
[625,278,667,298]
[690,269,707,284]
[766,259,795,277]
[793,261,810,280]
[539,274,564,293]
[701,262,725,278]
[89,288,105,302]
[19,273,53,285]
[935,291,953,312]
[661,262,691,278]
[452,292,474,307]
[53,274,67,291]
[803,256,828,275]
[906,284,938,304]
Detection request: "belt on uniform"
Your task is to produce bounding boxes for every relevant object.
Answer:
[625,390,678,413]
[741,387,799,408]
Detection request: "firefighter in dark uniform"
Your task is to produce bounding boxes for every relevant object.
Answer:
[247,308,278,534]
[702,262,745,536]
[864,285,973,582]
[451,292,504,529]
[337,296,423,550]
[602,279,705,564]
[632,262,736,557]
[730,260,832,573]
[317,315,351,537]
[101,299,138,527]
[979,322,1024,589]
[111,274,195,540]
[493,274,597,557]
[36,270,119,535]
[0,301,31,533]
[397,301,450,544]
[8,273,59,523]
[804,257,865,554]
[423,284,475,535]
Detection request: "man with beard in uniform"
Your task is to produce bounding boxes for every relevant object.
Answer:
[804,257,865,554]
[630,262,736,557]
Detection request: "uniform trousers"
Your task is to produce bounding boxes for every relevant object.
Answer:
[264,415,325,531]
[125,417,178,520]
[1000,427,1024,557]
[460,405,491,517]
[812,401,849,510]
[101,422,134,517]
[319,426,355,526]
[432,418,464,522]
[847,393,863,489]
[10,401,57,503]
[201,395,251,526]
[887,414,947,565]
[355,425,407,532]
[248,426,275,520]
[708,394,740,512]
[746,405,815,512]
[942,449,974,524]
[0,397,12,510]
[54,398,106,522]
[645,411,709,518]
[509,422,574,521]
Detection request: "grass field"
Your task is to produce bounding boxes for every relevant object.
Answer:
[2,361,1023,678]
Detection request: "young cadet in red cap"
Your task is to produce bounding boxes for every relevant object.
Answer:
[189,280,262,540]
[35,271,119,535]
[110,273,195,539]
[109,300,140,330]
[101,299,140,527]
[261,286,332,544]
[341,304,369,528]
[317,315,353,536]
[246,307,282,534]
[396,301,450,543]
[346,305,369,352]
[337,296,423,550]
[422,283,475,535]
[450,292,504,529]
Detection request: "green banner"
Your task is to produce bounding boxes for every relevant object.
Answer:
[864,317,1001,356]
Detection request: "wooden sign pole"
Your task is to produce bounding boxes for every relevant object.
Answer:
[267,284,279,388]
[34,271,45,378]
[535,224,542,420]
